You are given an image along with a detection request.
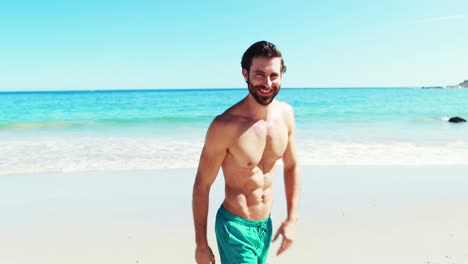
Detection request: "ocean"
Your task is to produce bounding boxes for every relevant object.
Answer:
[1,88,467,175]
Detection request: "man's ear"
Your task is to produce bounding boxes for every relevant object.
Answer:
[242,69,249,83]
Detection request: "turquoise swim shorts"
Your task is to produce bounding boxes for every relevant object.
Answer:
[215,204,273,264]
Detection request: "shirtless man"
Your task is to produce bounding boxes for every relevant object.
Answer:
[192,41,300,264]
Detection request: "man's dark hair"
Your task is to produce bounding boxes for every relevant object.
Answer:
[241,41,287,74]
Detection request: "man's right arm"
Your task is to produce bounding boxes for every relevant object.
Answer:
[192,116,229,264]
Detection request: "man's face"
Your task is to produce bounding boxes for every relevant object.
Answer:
[243,57,282,106]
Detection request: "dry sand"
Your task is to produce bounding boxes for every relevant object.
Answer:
[1,166,467,263]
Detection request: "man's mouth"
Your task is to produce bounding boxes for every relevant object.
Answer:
[258,87,273,96]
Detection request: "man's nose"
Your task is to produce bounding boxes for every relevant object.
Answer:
[263,76,272,87]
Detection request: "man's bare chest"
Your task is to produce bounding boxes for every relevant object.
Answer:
[227,120,289,167]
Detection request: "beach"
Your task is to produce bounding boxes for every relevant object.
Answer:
[3,0,468,261]
[1,166,467,263]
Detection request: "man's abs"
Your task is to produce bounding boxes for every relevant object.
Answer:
[222,167,275,220]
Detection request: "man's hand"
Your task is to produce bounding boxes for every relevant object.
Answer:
[273,219,297,256]
[195,245,215,264]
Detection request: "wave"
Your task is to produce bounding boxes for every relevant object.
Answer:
[0,116,210,131]
[1,137,467,175]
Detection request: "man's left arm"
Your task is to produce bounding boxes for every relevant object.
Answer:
[273,104,301,256]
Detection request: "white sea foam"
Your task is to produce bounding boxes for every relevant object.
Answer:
[298,140,468,166]
[1,136,468,175]
[0,137,204,175]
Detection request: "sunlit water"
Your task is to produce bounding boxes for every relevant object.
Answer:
[1,88,467,174]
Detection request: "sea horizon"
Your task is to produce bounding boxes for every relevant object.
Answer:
[0,86,425,94]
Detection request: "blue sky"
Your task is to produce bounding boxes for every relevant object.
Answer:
[1,0,467,90]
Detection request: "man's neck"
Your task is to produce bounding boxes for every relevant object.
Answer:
[243,95,274,120]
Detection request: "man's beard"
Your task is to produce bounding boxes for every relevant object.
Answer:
[248,81,280,106]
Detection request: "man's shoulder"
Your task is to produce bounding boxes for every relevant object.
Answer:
[274,100,294,117]
[212,110,248,128]
[204,111,243,147]
[273,101,296,131]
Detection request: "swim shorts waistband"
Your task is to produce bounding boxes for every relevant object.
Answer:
[218,204,270,227]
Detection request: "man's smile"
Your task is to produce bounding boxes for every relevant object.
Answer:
[257,87,273,96]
